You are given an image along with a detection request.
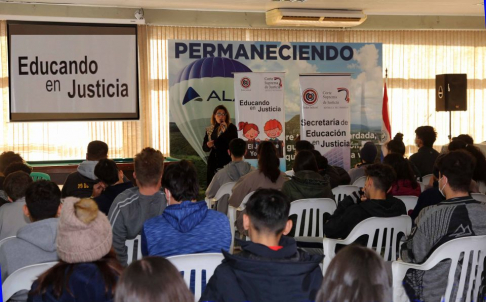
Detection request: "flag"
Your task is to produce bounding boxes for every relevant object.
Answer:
[381,81,391,159]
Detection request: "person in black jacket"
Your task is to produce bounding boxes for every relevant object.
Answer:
[200,188,323,302]
[323,163,407,239]
[202,105,238,186]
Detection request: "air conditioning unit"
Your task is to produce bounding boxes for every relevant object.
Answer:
[266,9,367,27]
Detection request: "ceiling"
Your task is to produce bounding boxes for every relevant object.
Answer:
[3,0,485,16]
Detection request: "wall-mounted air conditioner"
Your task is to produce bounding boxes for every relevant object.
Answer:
[266,8,367,27]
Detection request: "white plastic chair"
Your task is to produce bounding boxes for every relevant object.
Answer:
[471,193,486,203]
[421,174,434,186]
[392,235,486,302]
[0,236,15,249]
[125,235,142,265]
[227,191,254,254]
[285,170,294,177]
[290,198,337,243]
[205,181,236,209]
[419,182,426,192]
[395,195,419,214]
[478,181,486,194]
[168,253,224,302]
[322,215,412,272]
[352,176,367,187]
[331,185,359,204]
[2,262,58,302]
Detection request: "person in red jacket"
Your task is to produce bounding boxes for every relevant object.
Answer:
[383,153,421,197]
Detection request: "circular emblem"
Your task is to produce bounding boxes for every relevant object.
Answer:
[302,88,318,105]
[241,77,251,89]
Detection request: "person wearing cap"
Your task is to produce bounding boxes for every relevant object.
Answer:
[348,141,378,184]
[28,197,123,302]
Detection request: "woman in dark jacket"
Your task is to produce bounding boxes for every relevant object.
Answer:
[203,105,237,186]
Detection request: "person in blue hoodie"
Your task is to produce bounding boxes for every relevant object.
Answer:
[141,160,231,257]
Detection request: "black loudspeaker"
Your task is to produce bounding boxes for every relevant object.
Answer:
[436,74,467,111]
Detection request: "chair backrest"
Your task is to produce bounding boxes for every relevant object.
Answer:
[285,170,294,177]
[226,191,254,254]
[0,236,15,249]
[471,193,486,203]
[2,262,58,302]
[125,235,142,266]
[331,185,359,203]
[419,182,426,192]
[392,235,486,302]
[421,174,434,186]
[395,195,419,213]
[289,198,337,237]
[214,182,236,201]
[352,176,367,187]
[30,172,51,181]
[478,181,486,194]
[167,253,224,302]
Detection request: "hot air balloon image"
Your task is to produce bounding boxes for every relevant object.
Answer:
[169,57,252,164]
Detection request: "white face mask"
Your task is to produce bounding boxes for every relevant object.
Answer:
[438,176,447,198]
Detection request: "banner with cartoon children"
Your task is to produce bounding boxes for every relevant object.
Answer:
[234,72,286,171]
[300,74,352,170]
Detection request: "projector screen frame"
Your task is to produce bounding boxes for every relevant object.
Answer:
[7,20,140,122]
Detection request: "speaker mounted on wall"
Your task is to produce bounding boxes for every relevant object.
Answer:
[436,74,467,111]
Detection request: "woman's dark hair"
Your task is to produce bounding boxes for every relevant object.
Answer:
[162,160,199,201]
[31,249,123,299]
[311,150,328,171]
[115,257,193,302]
[386,133,406,156]
[448,140,486,183]
[383,153,419,189]
[210,105,230,125]
[316,245,392,302]
[453,134,474,145]
[257,141,280,183]
[3,162,32,178]
[293,150,318,173]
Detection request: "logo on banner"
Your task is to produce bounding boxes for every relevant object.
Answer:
[302,88,318,105]
[337,87,350,103]
[274,77,283,88]
[241,77,251,89]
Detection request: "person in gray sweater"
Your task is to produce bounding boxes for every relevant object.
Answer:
[108,147,167,266]
[0,180,61,302]
[206,138,254,214]
[0,171,33,240]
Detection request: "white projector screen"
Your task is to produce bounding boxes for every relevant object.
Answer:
[8,21,139,121]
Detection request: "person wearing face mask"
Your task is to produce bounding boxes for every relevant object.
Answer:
[203,105,238,186]
[400,150,486,302]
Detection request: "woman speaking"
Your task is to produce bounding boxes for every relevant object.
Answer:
[203,105,237,186]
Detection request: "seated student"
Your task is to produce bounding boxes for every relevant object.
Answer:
[448,139,486,187]
[142,160,231,257]
[115,257,193,302]
[386,133,421,178]
[0,180,61,302]
[401,150,486,302]
[348,142,377,184]
[92,159,133,215]
[311,150,351,188]
[0,151,24,201]
[108,147,166,266]
[281,150,333,202]
[28,198,123,302]
[409,126,439,176]
[200,188,323,302]
[206,138,254,214]
[0,162,32,208]
[62,140,108,198]
[323,164,406,239]
[294,139,315,155]
[0,171,33,240]
[383,153,421,197]
[316,245,392,302]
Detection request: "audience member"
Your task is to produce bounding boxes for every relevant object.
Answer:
[409,126,439,176]
[386,133,421,178]
[448,139,486,185]
[0,171,33,240]
[92,159,133,215]
[0,180,61,301]
[312,150,351,188]
[454,134,474,145]
[348,142,377,184]
[323,164,406,239]
[295,140,315,154]
[62,140,108,198]
[108,147,166,266]
[282,150,333,202]
[200,189,323,302]
[28,198,123,302]
[206,138,254,214]
[4,162,32,178]
[316,245,392,302]
[401,150,486,301]
[229,141,287,234]
[142,160,231,257]
[115,257,193,302]
[383,153,421,197]
[0,151,24,200]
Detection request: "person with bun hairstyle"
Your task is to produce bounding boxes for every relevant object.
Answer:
[386,133,421,179]
[28,197,123,302]
[115,257,193,302]
[203,105,238,186]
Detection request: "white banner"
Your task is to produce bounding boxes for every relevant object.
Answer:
[234,72,286,171]
[300,74,351,170]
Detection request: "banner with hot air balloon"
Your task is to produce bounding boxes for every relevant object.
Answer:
[299,74,352,170]
[233,72,286,171]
